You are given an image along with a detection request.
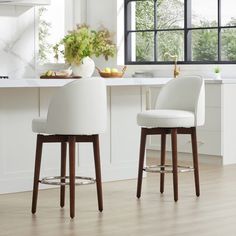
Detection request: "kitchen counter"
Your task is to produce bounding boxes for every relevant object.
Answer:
[1,76,236,194]
[0,77,170,88]
[0,77,236,88]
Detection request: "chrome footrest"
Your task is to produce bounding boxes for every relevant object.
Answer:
[40,176,96,186]
[143,164,194,173]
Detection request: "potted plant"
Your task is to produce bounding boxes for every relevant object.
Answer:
[53,24,116,78]
[214,66,221,80]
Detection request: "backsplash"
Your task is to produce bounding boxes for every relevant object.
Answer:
[0,5,36,79]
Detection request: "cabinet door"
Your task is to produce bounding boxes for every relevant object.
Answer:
[0,89,38,194]
[110,86,144,180]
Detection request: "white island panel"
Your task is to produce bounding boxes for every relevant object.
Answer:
[0,88,38,193]
[0,77,236,193]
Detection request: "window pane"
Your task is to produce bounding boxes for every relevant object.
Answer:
[191,0,217,27]
[222,28,236,61]
[157,0,184,29]
[157,31,184,61]
[221,0,236,26]
[130,32,154,62]
[191,29,218,61]
[128,0,154,31]
[38,0,65,64]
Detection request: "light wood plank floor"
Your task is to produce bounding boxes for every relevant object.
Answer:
[1,161,236,236]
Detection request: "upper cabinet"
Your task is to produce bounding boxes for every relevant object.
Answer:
[0,0,50,6]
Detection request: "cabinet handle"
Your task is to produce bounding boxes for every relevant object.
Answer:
[146,88,151,110]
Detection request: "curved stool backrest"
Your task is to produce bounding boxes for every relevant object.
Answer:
[46,78,107,135]
[156,76,205,126]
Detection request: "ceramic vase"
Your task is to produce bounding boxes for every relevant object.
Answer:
[71,57,95,78]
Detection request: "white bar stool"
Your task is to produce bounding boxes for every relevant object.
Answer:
[31,78,107,218]
[136,76,205,201]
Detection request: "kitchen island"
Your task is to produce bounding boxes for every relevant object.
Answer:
[0,77,235,194]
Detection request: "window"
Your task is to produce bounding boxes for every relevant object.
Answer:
[37,0,73,64]
[124,0,236,64]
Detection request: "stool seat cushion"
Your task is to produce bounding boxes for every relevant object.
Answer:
[137,109,195,128]
[32,118,47,134]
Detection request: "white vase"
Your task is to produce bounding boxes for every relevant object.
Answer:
[214,73,221,80]
[71,57,95,78]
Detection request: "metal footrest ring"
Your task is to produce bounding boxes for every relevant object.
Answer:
[39,176,96,186]
[143,164,194,174]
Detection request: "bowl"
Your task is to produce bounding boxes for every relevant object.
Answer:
[96,66,127,78]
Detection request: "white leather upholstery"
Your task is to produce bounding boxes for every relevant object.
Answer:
[32,78,107,135]
[137,109,195,128]
[137,76,205,128]
[32,118,47,134]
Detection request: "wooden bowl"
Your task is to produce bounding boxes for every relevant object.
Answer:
[96,66,127,78]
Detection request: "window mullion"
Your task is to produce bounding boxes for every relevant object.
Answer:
[185,0,192,62]
[154,0,157,62]
[218,0,221,61]
[125,0,132,63]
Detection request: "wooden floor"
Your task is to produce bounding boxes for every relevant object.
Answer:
[1,161,236,236]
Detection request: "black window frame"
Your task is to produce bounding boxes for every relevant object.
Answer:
[124,0,236,65]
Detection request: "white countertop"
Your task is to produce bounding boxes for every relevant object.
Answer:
[0,77,235,88]
[0,77,171,88]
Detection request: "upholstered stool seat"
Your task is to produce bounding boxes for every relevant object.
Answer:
[137,109,195,128]
[31,78,107,219]
[32,118,47,133]
[136,76,205,202]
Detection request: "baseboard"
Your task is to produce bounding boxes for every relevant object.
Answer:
[146,149,223,166]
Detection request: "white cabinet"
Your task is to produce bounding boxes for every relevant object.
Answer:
[0,86,146,194]
[77,86,146,181]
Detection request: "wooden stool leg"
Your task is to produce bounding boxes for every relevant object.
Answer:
[69,136,76,219]
[191,127,200,197]
[171,129,178,202]
[31,135,43,214]
[136,128,147,198]
[60,142,67,208]
[93,135,103,212]
[160,132,166,194]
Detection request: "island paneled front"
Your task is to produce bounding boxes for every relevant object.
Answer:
[0,78,170,194]
[0,77,235,194]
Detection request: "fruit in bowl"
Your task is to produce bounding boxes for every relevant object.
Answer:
[41,68,73,78]
[104,67,111,73]
[96,66,127,78]
[42,70,56,77]
[111,68,119,73]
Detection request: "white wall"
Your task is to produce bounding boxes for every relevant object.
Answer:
[1,1,236,79]
[86,0,117,71]
[0,6,36,79]
[85,0,236,79]
[0,1,85,79]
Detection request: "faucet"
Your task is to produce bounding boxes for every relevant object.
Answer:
[164,52,180,79]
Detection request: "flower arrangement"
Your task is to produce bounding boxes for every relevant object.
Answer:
[53,24,116,65]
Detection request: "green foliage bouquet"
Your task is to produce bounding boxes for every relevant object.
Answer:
[53,24,116,65]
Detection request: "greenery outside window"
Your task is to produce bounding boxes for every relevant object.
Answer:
[38,0,73,65]
[124,0,236,64]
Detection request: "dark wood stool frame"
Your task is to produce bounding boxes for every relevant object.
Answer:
[31,134,103,219]
[136,127,200,201]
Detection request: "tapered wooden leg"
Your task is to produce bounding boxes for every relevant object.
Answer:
[171,129,178,202]
[69,136,76,219]
[93,135,103,212]
[60,142,67,208]
[160,131,166,194]
[137,128,147,198]
[31,135,43,214]
[191,127,200,197]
